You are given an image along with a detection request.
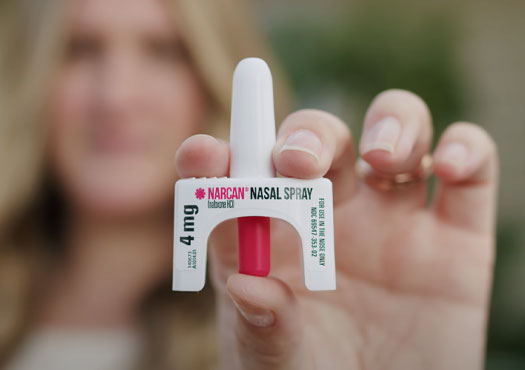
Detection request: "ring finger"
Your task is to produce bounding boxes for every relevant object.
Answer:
[357,89,434,205]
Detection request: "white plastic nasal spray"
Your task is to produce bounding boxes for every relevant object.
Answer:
[172,58,336,291]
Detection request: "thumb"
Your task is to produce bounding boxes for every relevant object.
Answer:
[226,273,308,370]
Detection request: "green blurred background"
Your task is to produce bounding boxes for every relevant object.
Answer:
[254,0,525,368]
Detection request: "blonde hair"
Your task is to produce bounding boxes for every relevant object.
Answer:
[0,0,292,368]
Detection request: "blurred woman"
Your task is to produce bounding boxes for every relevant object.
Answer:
[0,0,498,370]
[0,0,290,369]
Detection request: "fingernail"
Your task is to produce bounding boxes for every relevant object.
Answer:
[438,142,469,173]
[230,297,275,327]
[279,129,322,162]
[362,116,401,154]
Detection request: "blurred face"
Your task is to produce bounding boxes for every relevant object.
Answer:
[47,0,206,218]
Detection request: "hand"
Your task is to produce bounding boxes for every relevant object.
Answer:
[175,89,498,370]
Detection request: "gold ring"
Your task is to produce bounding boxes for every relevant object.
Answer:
[355,154,433,191]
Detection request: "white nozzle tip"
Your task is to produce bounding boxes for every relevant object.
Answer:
[234,57,272,79]
[230,58,276,178]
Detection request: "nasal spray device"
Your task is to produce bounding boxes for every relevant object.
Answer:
[172,58,336,291]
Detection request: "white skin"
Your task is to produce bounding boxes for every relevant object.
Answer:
[43,0,498,369]
[42,0,206,327]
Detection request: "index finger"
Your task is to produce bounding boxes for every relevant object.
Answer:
[174,134,230,179]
